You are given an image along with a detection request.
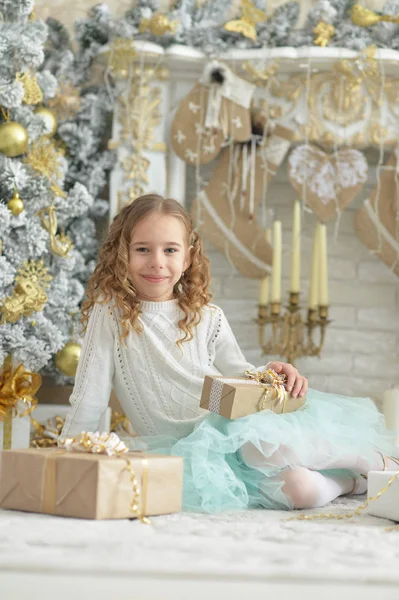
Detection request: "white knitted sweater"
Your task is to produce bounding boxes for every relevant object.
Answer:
[61,300,260,439]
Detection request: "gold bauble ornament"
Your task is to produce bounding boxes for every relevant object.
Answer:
[35,107,57,137]
[0,121,29,157]
[55,340,81,377]
[7,190,24,216]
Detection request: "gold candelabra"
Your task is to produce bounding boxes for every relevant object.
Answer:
[256,292,330,365]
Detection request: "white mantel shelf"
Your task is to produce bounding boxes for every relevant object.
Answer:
[98,41,399,76]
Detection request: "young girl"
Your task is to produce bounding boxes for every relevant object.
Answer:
[61,194,399,512]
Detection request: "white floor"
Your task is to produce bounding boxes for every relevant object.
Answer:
[1,497,399,599]
[2,572,399,600]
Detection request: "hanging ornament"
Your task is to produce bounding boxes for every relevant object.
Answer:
[107,37,137,79]
[48,82,81,121]
[351,4,399,27]
[224,0,267,41]
[37,205,73,257]
[313,21,335,47]
[35,106,57,137]
[0,121,28,157]
[55,340,81,377]
[7,190,24,216]
[16,72,43,105]
[0,259,52,324]
[139,13,179,36]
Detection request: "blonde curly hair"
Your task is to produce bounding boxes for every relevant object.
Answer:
[81,193,212,345]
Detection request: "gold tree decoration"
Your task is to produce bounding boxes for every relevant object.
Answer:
[1,259,52,324]
[313,22,335,47]
[138,13,179,36]
[37,205,74,258]
[16,71,43,105]
[224,0,267,40]
[24,138,67,198]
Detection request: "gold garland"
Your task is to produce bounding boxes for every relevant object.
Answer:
[285,470,399,532]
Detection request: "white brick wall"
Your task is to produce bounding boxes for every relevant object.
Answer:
[186,149,399,404]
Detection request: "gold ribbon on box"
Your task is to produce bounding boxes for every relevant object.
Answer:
[0,356,41,450]
[245,369,305,413]
[52,432,151,523]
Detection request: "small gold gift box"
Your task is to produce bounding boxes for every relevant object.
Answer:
[200,370,306,419]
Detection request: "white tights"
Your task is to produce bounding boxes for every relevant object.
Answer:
[279,467,366,509]
[240,440,392,509]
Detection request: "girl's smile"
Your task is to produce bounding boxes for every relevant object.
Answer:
[129,213,191,302]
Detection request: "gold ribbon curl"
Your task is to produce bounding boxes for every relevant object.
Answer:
[245,369,288,412]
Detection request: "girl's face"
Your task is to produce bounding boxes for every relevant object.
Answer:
[129,213,191,302]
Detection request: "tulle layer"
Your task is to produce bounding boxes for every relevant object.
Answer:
[128,389,397,512]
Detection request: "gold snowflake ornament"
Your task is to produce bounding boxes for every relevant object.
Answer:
[1,259,52,324]
[24,139,67,198]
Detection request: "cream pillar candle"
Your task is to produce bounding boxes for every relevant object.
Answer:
[318,223,329,306]
[258,228,272,305]
[290,200,301,293]
[271,220,282,303]
[383,388,399,448]
[308,222,320,310]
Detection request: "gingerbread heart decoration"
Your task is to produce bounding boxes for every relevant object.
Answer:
[288,144,368,223]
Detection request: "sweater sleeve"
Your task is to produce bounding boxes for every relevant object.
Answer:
[212,307,257,376]
[61,302,115,438]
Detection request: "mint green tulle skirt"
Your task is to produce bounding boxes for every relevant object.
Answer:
[129,389,397,512]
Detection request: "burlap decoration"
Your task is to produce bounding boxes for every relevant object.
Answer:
[355,152,399,277]
[288,144,368,223]
[170,61,255,165]
[191,124,295,279]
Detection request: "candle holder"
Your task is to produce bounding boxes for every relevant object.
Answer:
[256,293,331,365]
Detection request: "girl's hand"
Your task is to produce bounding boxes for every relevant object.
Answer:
[266,361,308,399]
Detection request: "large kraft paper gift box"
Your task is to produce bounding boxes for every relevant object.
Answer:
[200,375,306,419]
[0,448,183,520]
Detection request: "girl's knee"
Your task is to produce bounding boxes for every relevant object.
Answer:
[240,441,294,470]
[282,467,318,509]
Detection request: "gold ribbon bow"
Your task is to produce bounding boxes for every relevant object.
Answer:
[0,356,41,449]
[245,369,287,412]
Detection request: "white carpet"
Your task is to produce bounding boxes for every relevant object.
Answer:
[1,496,398,586]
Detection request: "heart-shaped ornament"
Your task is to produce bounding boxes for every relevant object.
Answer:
[288,144,368,222]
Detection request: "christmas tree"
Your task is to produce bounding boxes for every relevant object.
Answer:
[0,0,97,382]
